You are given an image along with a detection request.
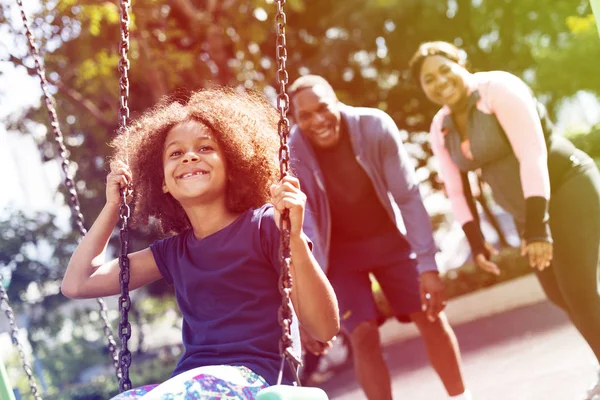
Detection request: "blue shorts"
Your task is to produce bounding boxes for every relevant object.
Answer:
[328,230,423,334]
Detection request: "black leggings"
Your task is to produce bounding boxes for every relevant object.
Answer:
[535,163,600,362]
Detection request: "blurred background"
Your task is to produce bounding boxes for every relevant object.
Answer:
[0,0,599,398]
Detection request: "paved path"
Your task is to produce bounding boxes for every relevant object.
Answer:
[317,275,598,400]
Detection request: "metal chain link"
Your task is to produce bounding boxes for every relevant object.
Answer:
[117,0,133,393]
[0,277,42,400]
[118,0,131,139]
[275,0,291,180]
[117,199,133,393]
[14,0,122,383]
[273,0,302,386]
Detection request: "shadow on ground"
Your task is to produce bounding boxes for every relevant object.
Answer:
[316,300,570,398]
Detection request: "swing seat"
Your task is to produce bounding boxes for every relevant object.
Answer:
[256,385,329,400]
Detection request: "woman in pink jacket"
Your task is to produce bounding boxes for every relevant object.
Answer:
[410,41,600,399]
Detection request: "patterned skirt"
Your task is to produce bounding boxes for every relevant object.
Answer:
[110,365,268,400]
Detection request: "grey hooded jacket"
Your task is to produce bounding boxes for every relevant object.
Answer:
[289,104,439,275]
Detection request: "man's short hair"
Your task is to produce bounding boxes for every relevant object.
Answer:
[288,75,336,102]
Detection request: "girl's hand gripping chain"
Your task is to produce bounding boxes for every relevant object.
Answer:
[269,175,307,237]
[106,160,133,205]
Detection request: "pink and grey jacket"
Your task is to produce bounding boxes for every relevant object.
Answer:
[430,70,587,257]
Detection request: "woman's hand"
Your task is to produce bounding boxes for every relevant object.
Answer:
[106,160,132,205]
[475,242,500,275]
[270,175,306,237]
[475,254,500,276]
[475,242,500,276]
[521,241,553,271]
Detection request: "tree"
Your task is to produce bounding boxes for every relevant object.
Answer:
[3,0,594,211]
[0,211,74,313]
[0,210,78,392]
[533,12,600,105]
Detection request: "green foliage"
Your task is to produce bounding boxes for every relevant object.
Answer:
[47,382,120,400]
[35,323,113,389]
[44,357,177,400]
[564,123,600,158]
[533,11,600,106]
[0,210,74,309]
[567,13,597,34]
[0,210,78,368]
[4,0,595,227]
[0,210,76,396]
[5,351,42,400]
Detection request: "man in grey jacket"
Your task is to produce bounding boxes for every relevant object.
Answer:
[289,75,471,400]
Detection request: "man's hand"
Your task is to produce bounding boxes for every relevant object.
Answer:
[300,325,334,356]
[521,241,553,271]
[419,271,447,322]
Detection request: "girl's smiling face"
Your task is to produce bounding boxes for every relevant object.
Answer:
[162,120,227,206]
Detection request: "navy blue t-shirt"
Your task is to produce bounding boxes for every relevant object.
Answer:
[149,205,301,385]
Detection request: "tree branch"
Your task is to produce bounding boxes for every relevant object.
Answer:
[7,54,114,129]
[134,17,169,102]
[54,80,114,129]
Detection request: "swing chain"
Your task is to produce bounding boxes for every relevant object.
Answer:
[16,0,86,239]
[117,194,133,393]
[274,0,302,385]
[0,277,42,400]
[117,0,133,393]
[275,0,291,179]
[14,0,122,382]
[118,0,131,133]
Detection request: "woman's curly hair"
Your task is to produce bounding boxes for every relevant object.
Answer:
[110,87,281,235]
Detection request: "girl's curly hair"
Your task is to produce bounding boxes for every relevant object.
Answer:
[110,87,281,235]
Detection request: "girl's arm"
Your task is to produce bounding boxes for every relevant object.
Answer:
[288,234,339,342]
[270,176,340,343]
[61,163,162,299]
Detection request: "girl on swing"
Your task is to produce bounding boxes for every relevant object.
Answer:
[61,87,339,399]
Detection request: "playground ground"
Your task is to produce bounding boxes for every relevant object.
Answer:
[318,274,598,400]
